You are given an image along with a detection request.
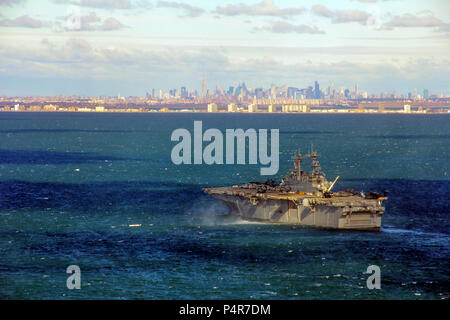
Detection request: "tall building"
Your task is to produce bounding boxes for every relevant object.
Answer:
[314,81,320,99]
[235,86,242,97]
[304,86,313,99]
[287,87,297,99]
[202,77,207,97]
[423,89,429,100]
[255,88,263,98]
[216,85,224,96]
[241,82,248,96]
[181,86,187,98]
[327,83,334,96]
[295,91,304,100]
[270,85,276,99]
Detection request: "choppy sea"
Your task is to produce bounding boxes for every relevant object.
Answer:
[0,112,448,299]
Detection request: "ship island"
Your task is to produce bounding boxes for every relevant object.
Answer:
[204,147,387,231]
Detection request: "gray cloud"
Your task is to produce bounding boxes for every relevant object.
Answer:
[53,0,151,10]
[56,11,126,31]
[216,0,305,18]
[312,5,370,24]
[254,21,325,34]
[0,0,25,6]
[1,39,448,95]
[81,11,102,23]
[98,16,125,30]
[157,1,204,18]
[385,13,449,33]
[0,15,43,28]
[311,4,333,18]
[0,38,230,78]
[79,0,131,9]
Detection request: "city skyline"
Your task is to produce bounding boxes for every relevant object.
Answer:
[1,78,443,100]
[0,0,449,96]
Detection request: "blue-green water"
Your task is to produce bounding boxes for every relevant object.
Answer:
[0,112,448,299]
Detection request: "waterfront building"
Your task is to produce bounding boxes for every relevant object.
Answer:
[207,103,218,112]
[29,105,42,111]
[227,103,237,112]
[248,104,258,113]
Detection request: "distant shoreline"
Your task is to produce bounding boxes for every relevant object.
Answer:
[1,110,449,115]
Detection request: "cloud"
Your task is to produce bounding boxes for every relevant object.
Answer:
[312,5,370,24]
[79,0,132,9]
[1,38,449,95]
[0,15,43,28]
[311,5,450,32]
[98,17,125,30]
[0,0,25,6]
[385,13,450,32]
[254,21,325,34]
[81,11,102,23]
[157,1,204,18]
[216,0,305,18]
[0,38,231,80]
[56,11,126,31]
[311,4,333,18]
[219,56,450,94]
[53,0,151,10]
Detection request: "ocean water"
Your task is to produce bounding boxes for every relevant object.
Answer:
[0,112,448,299]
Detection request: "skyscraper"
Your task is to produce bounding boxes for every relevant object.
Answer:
[314,81,320,99]
[270,85,276,99]
[181,86,187,98]
[344,89,350,98]
[287,87,297,99]
[202,77,207,97]
[327,83,334,96]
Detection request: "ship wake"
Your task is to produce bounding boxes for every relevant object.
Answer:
[186,198,268,226]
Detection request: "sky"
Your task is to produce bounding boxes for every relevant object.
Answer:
[0,0,449,96]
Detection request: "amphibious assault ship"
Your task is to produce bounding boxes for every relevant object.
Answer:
[203,147,387,231]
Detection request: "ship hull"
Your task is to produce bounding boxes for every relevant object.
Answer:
[211,194,382,231]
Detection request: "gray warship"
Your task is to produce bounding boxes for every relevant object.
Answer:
[203,147,387,231]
